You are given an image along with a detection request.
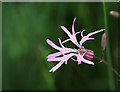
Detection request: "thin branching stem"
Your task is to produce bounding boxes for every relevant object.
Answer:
[94,56,120,78]
[103,60,120,78]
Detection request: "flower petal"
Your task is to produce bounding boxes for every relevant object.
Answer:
[76,54,82,64]
[47,58,60,61]
[81,30,85,38]
[58,38,64,48]
[46,39,61,50]
[62,39,71,44]
[47,52,62,58]
[75,31,81,35]
[80,29,104,46]
[80,36,88,46]
[82,58,94,65]
[49,60,65,72]
[49,53,76,72]
[70,35,79,47]
[87,29,105,37]
[72,17,76,34]
[61,26,71,37]
[47,56,62,61]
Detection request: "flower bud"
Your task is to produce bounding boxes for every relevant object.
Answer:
[101,33,107,51]
[110,11,120,18]
[84,49,94,60]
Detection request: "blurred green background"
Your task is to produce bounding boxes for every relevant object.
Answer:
[2,2,119,90]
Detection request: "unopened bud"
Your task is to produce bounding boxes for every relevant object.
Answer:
[101,33,107,51]
[84,50,94,60]
[110,11,120,18]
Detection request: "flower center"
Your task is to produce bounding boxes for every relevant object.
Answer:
[78,46,94,60]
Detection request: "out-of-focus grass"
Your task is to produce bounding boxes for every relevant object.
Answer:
[0,1,2,91]
[2,2,118,90]
[102,2,117,90]
[103,2,119,90]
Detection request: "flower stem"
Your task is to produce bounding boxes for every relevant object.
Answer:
[102,1,116,90]
[94,56,120,78]
[103,60,120,78]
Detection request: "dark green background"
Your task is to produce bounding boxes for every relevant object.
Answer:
[2,2,119,90]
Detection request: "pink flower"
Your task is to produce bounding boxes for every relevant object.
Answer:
[46,17,105,72]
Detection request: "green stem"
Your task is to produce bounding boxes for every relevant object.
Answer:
[102,1,115,90]
[103,60,120,78]
[94,55,120,78]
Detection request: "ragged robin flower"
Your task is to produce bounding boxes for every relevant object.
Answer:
[46,17,105,72]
